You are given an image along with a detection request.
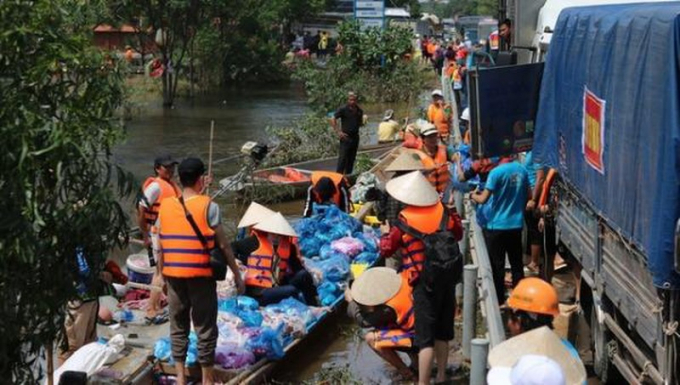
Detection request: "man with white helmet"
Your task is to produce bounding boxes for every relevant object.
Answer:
[427,89,452,144]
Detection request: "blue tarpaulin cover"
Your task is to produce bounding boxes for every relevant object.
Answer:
[533,3,680,288]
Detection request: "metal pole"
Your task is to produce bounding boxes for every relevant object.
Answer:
[462,264,478,358]
[460,219,471,263]
[470,338,490,385]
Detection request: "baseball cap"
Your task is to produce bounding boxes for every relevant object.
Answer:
[487,355,566,385]
[431,89,444,98]
[154,155,178,167]
[178,157,206,177]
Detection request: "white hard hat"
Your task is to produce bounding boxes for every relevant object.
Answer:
[431,89,443,98]
[419,122,438,137]
[461,107,470,121]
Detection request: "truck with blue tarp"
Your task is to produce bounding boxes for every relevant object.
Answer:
[531,2,680,383]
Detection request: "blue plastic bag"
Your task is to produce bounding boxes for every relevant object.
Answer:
[218,296,263,327]
[246,326,285,360]
[318,281,343,306]
[264,297,316,329]
[316,255,350,282]
[353,251,378,265]
[154,332,198,366]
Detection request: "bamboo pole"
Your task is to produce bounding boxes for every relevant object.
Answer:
[207,120,215,195]
[47,341,54,385]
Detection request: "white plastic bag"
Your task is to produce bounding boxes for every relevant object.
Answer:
[51,334,125,384]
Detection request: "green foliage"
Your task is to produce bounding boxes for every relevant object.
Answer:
[197,0,326,84]
[293,21,427,112]
[430,0,499,18]
[0,1,134,381]
[264,114,337,166]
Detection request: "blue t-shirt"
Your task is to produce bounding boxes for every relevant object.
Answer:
[523,151,546,189]
[484,161,529,230]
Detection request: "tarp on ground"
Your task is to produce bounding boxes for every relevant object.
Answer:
[533,2,680,288]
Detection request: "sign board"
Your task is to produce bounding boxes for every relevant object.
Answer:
[469,63,544,159]
[582,87,605,174]
[354,0,385,30]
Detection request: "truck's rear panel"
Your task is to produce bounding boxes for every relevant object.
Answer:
[533,2,680,289]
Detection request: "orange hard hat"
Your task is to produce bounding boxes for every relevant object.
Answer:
[507,277,560,316]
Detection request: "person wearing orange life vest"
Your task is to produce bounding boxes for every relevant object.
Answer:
[345,267,418,380]
[137,155,181,324]
[158,157,244,385]
[400,123,423,149]
[427,89,452,143]
[243,213,319,306]
[302,171,350,217]
[380,171,463,385]
[416,123,453,195]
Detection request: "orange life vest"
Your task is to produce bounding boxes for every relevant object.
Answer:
[141,176,181,228]
[539,168,558,208]
[398,202,445,285]
[417,145,450,193]
[245,231,293,289]
[159,195,214,278]
[311,171,347,208]
[427,104,451,137]
[374,275,416,349]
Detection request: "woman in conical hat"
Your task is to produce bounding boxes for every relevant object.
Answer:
[346,267,418,380]
[381,170,464,385]
[232,202,276,263]
[243,213,318,306]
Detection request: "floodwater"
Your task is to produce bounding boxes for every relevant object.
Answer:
[113,80,423,383]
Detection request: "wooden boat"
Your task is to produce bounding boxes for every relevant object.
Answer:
[217,142,399,201]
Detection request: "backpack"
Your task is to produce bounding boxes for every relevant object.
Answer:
[396,208,463,290]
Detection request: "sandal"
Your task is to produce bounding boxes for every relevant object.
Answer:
[145,309,169,325]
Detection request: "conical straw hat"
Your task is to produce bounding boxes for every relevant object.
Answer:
[237,202,276,228]
[385,151,426,172]
[488,326,587,385]
[253,212,297,237]
[385,170,439,207]
[351,267,402,306]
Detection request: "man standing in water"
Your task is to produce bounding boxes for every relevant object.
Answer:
[331,91,365,175]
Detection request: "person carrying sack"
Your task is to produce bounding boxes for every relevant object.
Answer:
[157,157,244,385]
[379,171,463,385]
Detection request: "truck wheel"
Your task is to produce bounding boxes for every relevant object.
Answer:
[590,306,621,383]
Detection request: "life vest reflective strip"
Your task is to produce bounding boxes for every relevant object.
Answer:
[417,145,450,193]
[374,276,415,349]
[141,176,181,226]
[398,202,445,285]
[160,196,214,278]
[489,30,500,51]
[311,171,346,207]
[427,104,450,137]
[245,231,292,288]
[539,168,558,207]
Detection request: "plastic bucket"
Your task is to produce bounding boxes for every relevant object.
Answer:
[126,253,155,284]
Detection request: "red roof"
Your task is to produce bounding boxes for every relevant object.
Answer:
[94,24,138,33]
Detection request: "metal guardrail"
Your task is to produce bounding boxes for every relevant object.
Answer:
[468,203,506,349]
[439,64,505,349]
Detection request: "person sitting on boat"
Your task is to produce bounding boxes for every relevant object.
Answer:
[400,123,423,149]
[302,171,350,217]
[137,155,181,324]
[416,123,455,195]
[345,267,418,380]
[244,213,319,306]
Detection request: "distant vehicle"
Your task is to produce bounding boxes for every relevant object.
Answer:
[456,15,497,45]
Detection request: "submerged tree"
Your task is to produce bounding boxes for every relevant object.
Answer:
[0,1,134,381]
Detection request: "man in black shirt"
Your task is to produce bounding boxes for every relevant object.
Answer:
[331,91,365,175]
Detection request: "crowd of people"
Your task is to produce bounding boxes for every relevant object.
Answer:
[327,78,584,383]
[58,23,584,382]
